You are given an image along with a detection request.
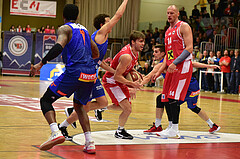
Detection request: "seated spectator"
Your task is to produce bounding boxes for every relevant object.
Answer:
[230,49,240,94]
[179,7,188,20]
[199,50,209,91]
[213,51,221,92]
[44,25,51,34]
[156,33,164,44]
[193,46,200,59]
[50,26,55,34]
[16,25,22,32]
[37,28,42,33]
[219,50,231,93]
[40,26,45,33]
[192,5,200,19]
[145,38,155,60]
[202,10,210,18]
[221,25,227,36]
[224,4,231,16]
[22,27,26,32]
[206,25,214,39]
[26,24,31,33]
[9,25,16,32]
[153,27,159,41]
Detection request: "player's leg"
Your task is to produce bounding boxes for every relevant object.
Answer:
[144,94,164,134]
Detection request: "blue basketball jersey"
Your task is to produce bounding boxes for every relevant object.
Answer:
[61,22,96,77]
[91,30,108,68]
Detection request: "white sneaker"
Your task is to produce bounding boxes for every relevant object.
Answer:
[40,130,65,151]
[156,125,171,136]
[157,127,180,139]
[83,141,96,154]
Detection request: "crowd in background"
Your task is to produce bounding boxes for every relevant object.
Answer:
[9,24,56,34]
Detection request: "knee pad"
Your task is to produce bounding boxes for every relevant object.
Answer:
[156,94,165,108]
[40,88,59,115]
[189,106,201,114]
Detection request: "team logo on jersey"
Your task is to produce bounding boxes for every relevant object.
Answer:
[8,36,28,56]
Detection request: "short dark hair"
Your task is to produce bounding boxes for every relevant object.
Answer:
[63,4,79,21]
[129,30,145,45]
[155,44,165,52]
[93,14,110,30]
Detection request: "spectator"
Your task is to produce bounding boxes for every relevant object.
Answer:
[214,25,221,34]
[230,2,238,17]
[224,4,231,16]
[221,25,227,36]
[16,25,22,32]
[37,28,42,33]
[9,25,16,32]
[214,3,223,21]
[134,61,143,74]
[26,24,31,33]
[230,49,240,94]
[207,51,216,91]
[50,26,55,34]
[229,50,234,58]
[145,38,155,60]
[219,50,231,93]
[153,27,160,40]
[192,5,200,19]
[199,50,209,91]
[156,33,164,44]
[206,25,214,39]
[40,26,45,33]
[22,27,26,32]
[179,7,188,20]
[194,37,201,49]
[45,25,51,34]
[196,0,208,13]
[213,51,221,92]
[208,0,216,17]
[141,39,149,60]
[202,10,210,18]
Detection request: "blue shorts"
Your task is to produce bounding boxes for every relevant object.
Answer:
[49,72,94,105]
[179,77,200,109]
[88,78,105,101]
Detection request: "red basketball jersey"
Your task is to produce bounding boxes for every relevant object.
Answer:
[103,44,138,82]
[165,21,192,66]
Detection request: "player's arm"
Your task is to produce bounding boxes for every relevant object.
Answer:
[30,25,70,76]
[95,0,128,44]
[90,38,99,59]
[141,62,162,85]
[168,23,193,73]
[100,60,115,74]
[152,57,167,82]
[114,54,142,89]
[192,61,220,69]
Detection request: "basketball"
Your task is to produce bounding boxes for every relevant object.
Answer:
[125,70,143,82]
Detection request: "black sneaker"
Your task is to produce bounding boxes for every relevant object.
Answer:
[115,129,133,140]
[94,109,103,121]
[58,124,73,141]
[64,107,77,128]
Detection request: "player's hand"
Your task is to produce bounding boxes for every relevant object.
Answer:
[30,62,43,77]
[130,81,142,89]
[129,87,137,99]
[209,64,220,70]
[167,63,176,73]
[151,72,160,83]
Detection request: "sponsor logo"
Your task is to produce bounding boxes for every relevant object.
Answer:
[8,36,28,56]
[73,130,240,145]
[79,73,96,82]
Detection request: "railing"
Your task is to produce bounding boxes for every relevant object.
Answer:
[200,42,213,53]
[214,34,227,53]
[226,27,239,50]
[110,42,122,59]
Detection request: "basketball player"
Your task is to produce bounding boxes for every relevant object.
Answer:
[142,52,221,135]
[30,4,99,153]
[101,30,144,139]
[58,0,129,141]
[153,5,193,138]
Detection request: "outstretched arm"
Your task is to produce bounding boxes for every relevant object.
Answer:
[141,62,163,85]
[152,57,167,82]
[100,60,115,74]
[192,61,220,69]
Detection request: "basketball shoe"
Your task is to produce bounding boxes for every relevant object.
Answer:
[115,128,133,140]
[64,107,77,128]
[39,130,65,151]
[58,124,72,141]
[209,123,221,134]
[83,141,96,154]
[143,122,162,134]
[156,126,180,139]
[94,108,106,121]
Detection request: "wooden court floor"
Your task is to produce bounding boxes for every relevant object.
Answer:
[0,75,240,159]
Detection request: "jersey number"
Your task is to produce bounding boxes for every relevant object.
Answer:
[167,37,172,45]
[167,50,174,60]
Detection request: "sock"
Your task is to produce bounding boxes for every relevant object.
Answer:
[50,122,59,133]
[169,121,173,128]
[117,126,124,132]
[84,131,93,143]
[59,119,70,128]
[155,118,162,127]
[206,119,214,128]
[172,124,178,131]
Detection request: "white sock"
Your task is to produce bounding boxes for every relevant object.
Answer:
[50,122,59,133]
[84,131,93,143]
[206,119,214,128]
[117,126,124,132]
[172,124,178,131]
[59,119,70,128]
[155,118,162,127]
[169,121,173,128]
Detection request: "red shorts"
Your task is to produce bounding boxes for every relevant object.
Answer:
[102,81,131,106]
[162,60,193,102]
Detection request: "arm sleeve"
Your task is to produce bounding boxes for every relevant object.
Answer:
[42,43,63,64]
[172,49,191,65]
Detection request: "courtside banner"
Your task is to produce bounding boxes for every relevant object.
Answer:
[2,31,33,75]
[35,33,61,64]
[10,0,56,18]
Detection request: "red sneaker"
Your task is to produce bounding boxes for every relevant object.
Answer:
[144,122,162,134]
[209,123,221,134]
